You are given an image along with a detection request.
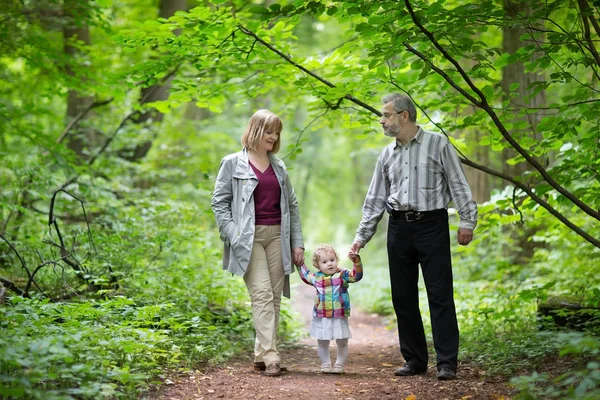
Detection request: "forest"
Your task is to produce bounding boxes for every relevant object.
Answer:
[0,0,599,399]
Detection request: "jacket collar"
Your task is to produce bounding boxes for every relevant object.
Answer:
[233,148,256,179]
[233,148,285,179]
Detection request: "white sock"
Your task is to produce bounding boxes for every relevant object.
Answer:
[335,339,348,366]
[317,339,331,366]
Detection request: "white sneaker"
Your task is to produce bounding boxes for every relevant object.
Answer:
[331,364,345,374]
[320,363,332,373]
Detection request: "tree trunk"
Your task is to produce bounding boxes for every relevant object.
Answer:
[459,51,492,204]
[463,130,491,204]
[538,296,600,332]
[501,0,547,263]
[501,0,546,177]
[63,0,94,160]
[122,0,188,162]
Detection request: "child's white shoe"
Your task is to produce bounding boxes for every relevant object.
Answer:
[320,363,332,373]
[331,363,345,374]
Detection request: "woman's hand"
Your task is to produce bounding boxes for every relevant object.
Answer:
[292,247,305,266]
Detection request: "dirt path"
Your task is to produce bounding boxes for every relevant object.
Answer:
[151,283,514,400]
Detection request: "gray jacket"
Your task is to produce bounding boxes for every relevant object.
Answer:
[211,148,304,298]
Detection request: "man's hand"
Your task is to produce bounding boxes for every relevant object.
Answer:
[457,228,473,246]
[348,241,364,259]
[292,247,305,266]
[348,253,362,263]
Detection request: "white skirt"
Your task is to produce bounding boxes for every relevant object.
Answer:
[309,317,352,340]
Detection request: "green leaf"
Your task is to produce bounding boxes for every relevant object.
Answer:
[249,6,269,14]
[368,59,380,70]
[355,23,371,33]
[410,60,424,70]
[281,5,295,14]
[481,85,494,98]
[208,103,223,113]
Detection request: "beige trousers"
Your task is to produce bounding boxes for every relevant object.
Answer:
[243,225,284,365]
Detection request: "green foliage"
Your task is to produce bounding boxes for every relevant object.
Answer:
[511,333,600,400]
[0,290,252,399]
[2,0,600,398]
[353,209,598,399]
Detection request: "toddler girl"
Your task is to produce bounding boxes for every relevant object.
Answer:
[298,244,363,374]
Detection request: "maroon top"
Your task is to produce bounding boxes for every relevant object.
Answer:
[249,162,282,225]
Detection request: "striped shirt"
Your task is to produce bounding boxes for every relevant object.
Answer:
[298,261,363,318]
[355,127,478,245]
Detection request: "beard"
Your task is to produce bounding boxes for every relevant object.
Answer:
[383,127,397,137]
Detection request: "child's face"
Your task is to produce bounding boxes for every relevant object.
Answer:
[317,251,339,275]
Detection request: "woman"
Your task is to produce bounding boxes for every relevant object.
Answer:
[212,109,305,377]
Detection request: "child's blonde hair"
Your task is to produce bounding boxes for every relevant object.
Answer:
[312,244,339,268]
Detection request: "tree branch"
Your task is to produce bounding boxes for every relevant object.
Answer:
[0,233,33,289]
[386,69,599,247]
[0,277,24,297]
[48,189,100,290]
[578,0,600,70]
[1,181,23,236]
[281,110,329,160]
[404,0,485,104]
[385,62,470,160]
[585,1,600,39]
[403,44,482,108]
[237,24,381,115]
[540,16,600,91]
[56,97,114,144]
[405,0,600,223]
[458,157,600,248]
[232,10,600,247]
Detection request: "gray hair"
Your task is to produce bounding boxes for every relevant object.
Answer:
[382,93,417,123]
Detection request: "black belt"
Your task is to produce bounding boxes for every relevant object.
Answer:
[386,204,446,222]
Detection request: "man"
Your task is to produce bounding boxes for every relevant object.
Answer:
[349,93,477,381]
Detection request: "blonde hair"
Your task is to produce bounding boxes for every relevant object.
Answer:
[312,244,339,268]
[240,109,283,154]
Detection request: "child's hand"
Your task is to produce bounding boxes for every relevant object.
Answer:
[348,253,361,263]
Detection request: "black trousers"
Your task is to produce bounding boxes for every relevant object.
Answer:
[387,209,459,371]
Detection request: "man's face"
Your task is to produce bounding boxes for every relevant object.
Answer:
[380,102,406,137]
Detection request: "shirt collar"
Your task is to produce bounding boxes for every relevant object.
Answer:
[394,126,424,149]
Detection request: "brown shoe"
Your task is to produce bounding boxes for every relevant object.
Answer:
[254,362,287,372]
[264,361,281,377]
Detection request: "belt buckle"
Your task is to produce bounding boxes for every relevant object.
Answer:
[405,211,423,222]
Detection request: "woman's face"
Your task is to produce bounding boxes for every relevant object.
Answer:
[259,126,279,153]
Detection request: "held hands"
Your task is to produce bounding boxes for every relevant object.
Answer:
[292,247,305,266]
[348,253,361,264]
[348,241,364,260]
[457,228,474,246]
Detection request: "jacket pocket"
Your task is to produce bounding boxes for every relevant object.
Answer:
[220,221,236,244]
